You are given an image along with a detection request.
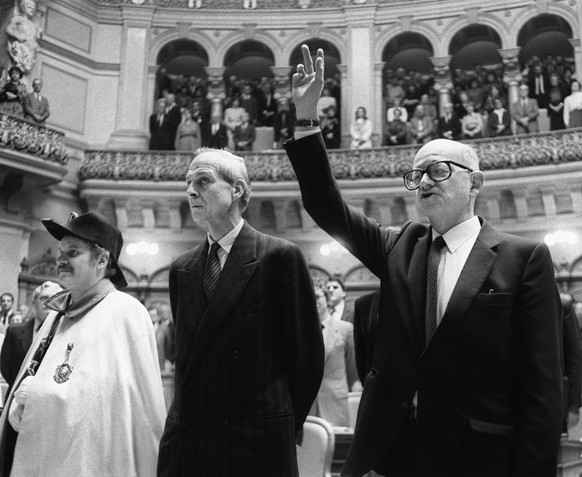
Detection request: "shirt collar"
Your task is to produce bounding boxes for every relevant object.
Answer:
[207,219,244,255]
[432,216,481,254]
[45,279,116,319]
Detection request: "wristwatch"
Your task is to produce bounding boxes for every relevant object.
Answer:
[295,119,320,127]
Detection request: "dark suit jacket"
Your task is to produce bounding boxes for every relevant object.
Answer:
[487,109,511,137]
[353,291,380,384]
[510,98,539,134]
[0,320,34,389]
[437,114,462,140]
[233,123,256,151]
[561,293,582,417]
[286,133,563,477]
[149,109,180,151]
[23,93,50,123]
[206,122,228,149]
[157,222,324,477]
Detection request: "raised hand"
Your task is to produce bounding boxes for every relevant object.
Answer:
[292,44,324,120]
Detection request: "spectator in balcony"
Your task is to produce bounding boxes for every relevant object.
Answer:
[1,281,62,390]
[402,83,421,117]
[259,80,277,127]
[385,77,405,108]
[224,96,246,149]
[321,105,341,149]
[528,64,549,109]
[274,97,295,148]
[453,90,470,119]
[409,104,434,144]
[149,97,167,150]
[175,85,193,111]
[488,97,511,137]
[461,101,483,139]
[175,109,202,152]
[206,113,228,149]
[22,78,49,124]
[233,111,256,151]
[164,93,182,149]
[547,74,566,131]
[191,99,209,146]
[317,87,337,119]
[419,93,437,123]
[511,84,539,135]
[0,66,26,118]
[383,106,407,146]
[437,102,462,141]
[466,78,484,112]
[240,83,258,125]
[350,106,373,149]
[386,97,408,123]
[156,67,174,98]
[482,85,505,115]
[564,80,582,129]
[0,293,16,335]
[310,285,360,427]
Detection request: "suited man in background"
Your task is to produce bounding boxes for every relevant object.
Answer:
[0,281,62,390]
[149,97,167,150]
[353,290,380,384]
[206,113,228,149]
[436,102,461,140]
[23,79,50,124]
[310,285,360,427]
[157,148,324,477]
[487,97,511,137]
[285,45,562,477]
[511,84,539,135]
[326,278,354,324]
[233,111,256,151]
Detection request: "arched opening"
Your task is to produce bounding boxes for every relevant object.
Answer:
[382,32,434,76]
[155,39,209,98]
[517,14,574,68]
[449,24,502,72]
[223,40,275,81]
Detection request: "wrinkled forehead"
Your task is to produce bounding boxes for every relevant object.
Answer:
[413,139,469,168]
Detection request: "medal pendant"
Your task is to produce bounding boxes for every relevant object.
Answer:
[54,343,74,384]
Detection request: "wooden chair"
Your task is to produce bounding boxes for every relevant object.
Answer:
[297,415,335,477]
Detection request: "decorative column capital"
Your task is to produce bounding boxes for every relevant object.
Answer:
[204,66,227,99]
[498,47,521,81]
[430,56,452,89]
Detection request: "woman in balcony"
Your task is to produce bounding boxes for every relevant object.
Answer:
[224,96,246,149]
[350,106,373,149]
[174,108,201,152]
[461,101,483,139]
[0,66,26,118]
[563,80,582,129]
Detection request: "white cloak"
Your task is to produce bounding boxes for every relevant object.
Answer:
[0,288,166,477]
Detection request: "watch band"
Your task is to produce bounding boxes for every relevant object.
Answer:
[295,119,320,127]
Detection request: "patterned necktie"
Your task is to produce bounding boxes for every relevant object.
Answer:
[425,235,446,345]
[203,242,222,300]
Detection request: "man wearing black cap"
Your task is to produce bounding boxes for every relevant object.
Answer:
[0,211,166,477]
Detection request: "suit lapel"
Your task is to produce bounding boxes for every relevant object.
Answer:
[431,220,500,343]
[183,223,260,381]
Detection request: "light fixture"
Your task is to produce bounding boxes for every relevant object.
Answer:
[320,240,348,257]
[544,230,578,247]
[126,241,159,256]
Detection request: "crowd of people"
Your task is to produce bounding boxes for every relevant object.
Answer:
[0,66,50,124]
[379,53,580,147]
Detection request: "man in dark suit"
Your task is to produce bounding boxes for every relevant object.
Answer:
[510,84,539,135]
[233,111,256,151]
[206,113,228,149]
[528,64,549,109]
[285,45,563,477]
[157,148,324,477]
[22,79,50,124]
[560,292,582,433]
[353,290,380,384]
[436,102,462,140]
[487,97,511,137]
[326,278,354,324]
[0,281,61,389]
[149,97,167,150]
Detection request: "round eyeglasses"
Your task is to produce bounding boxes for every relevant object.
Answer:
[403,161,474,190]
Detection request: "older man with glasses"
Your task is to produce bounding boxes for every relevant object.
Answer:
[284,44,563,477]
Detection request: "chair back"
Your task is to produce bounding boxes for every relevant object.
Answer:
[297,416,335,477]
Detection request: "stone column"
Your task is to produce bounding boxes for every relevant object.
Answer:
[337,64,348,147]
[270,66,293,101]
[430,56,452,113]
[205,66,227,118]
[374,62,385,147]
[108,5,155,150]
[569,38,582,85]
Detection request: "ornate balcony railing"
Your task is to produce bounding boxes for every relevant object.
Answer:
[80,128,582,183]
[96,0,351,9]
[0,113,69,165]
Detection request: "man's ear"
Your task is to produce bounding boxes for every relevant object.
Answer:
[232,179,245,201]
[470,171,485,196]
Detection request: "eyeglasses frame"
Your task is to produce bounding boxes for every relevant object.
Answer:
[403,160,474,191]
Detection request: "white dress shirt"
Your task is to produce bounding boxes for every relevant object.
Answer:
[207,219,244,270]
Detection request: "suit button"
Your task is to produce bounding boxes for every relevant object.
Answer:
[368,368,378,377]
[221,419,229,428]
[233,351,238,359]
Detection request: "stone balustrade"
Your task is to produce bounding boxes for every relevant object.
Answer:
[96,0,351,9]
[0,113,69,165]
[80,128,582,183]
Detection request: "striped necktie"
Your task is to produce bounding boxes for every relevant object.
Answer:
[203,242,222,300]
[425,236,446,345]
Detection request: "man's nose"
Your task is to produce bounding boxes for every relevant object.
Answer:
[56,251,67,263]
[187,184,198,196]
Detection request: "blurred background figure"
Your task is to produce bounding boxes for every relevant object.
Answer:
[350,106,373,149]
[309,285,360,428]
[148,304,175,372]
[1,281,62,391]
